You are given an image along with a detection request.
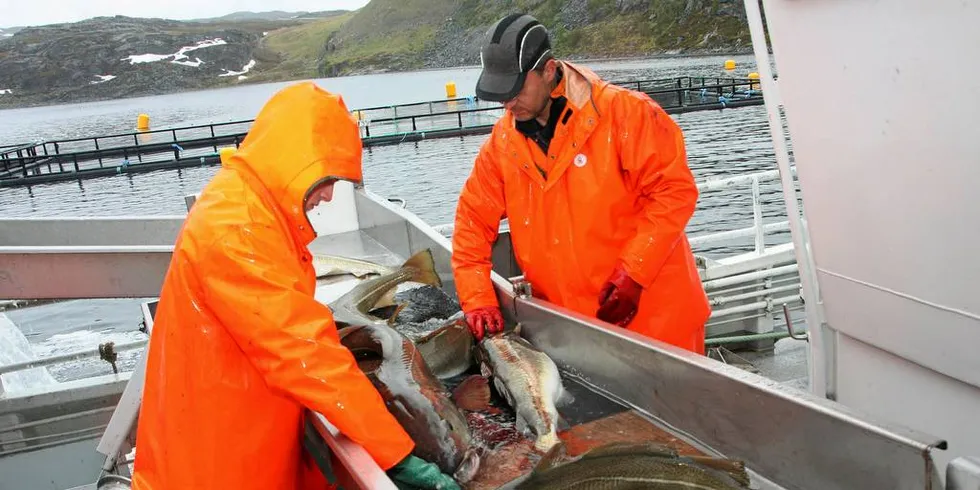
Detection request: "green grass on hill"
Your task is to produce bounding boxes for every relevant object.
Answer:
[318,25,437,76]
[248,13,354,82]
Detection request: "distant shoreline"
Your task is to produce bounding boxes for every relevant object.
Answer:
[0,49,758,112]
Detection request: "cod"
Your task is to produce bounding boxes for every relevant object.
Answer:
[477,324,571,452]
[327,248,442,327]
[339,322,486,484]
[499,441,752,489]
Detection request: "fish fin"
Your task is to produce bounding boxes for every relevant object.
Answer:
[415,324,448,344]
[532,439,567,471]
[581,442,679,461]
[452,375,491,411]
[386,303,407,327]
[371,287,399,311]
[402,249,442,288]
[685,456,752,487]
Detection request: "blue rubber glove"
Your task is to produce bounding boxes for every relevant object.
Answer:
[387,455,461,490]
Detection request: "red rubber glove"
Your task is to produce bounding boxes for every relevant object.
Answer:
[596,264,642,327]
[465,306,504,341]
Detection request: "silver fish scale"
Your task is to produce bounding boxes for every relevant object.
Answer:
[483,335,562,451]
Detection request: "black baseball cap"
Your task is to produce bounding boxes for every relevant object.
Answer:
[476,13,553,102]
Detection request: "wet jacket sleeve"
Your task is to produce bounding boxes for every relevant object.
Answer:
[451,140,507,312]
[616,93,699,287]
[198,225,414,469]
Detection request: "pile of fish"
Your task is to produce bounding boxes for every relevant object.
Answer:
[316,249,750,489]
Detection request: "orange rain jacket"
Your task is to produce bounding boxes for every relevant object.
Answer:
[132,82,414,490]
[452,61,711,354]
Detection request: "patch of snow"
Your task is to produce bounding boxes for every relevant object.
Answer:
[2,34,12,37]
[238,75,248,81]
[0,89,12,95]
[121,38,227,65]
[172,57,205,67]
[262,31,268,36]
[219,59,256,78]
[172,38,226,63]
[123,53,171,64]
[90,74,116,85]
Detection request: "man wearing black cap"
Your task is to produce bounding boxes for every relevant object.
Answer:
[451,13,711,354]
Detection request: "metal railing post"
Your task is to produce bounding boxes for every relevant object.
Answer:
[753,176,765,253]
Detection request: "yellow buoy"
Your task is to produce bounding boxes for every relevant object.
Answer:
[747,72,760,89]
[445,81,457,99]
[724,59,736,70]
[219,147,236,165]
[136,113,150,131]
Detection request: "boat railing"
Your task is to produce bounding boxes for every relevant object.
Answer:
[689,168,792,254]
[0,339,147,388]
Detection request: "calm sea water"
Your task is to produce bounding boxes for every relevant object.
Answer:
[0,54,797,383]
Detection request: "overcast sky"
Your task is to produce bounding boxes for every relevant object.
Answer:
[1,0,371,27]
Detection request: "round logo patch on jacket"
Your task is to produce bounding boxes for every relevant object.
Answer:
[574,154,588,167]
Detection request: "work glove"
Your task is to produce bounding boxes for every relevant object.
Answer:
[596,264,642,327]
[387,454,461,490]
[464,306,504,341]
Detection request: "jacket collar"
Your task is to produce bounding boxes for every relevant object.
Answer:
[503,61,609,190]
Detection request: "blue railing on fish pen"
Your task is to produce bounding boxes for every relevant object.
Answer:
[0,76,763,187]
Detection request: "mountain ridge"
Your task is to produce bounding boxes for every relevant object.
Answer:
[0,1,752,109]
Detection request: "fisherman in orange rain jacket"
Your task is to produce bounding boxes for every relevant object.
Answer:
[131,82,459,490]
[452,14,711,354]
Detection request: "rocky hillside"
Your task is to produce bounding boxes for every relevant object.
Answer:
[0,26,24,38]
[321,0,752,76]
[0,15,309,108]
[0,0,751,109]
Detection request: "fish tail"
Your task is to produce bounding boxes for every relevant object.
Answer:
[686,455,752,487]
[403,249,442,287]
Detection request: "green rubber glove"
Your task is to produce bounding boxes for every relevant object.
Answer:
[387,455,462,490]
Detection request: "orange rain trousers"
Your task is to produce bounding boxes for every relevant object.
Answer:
[132,82,413,490]
[452,62,711,354]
